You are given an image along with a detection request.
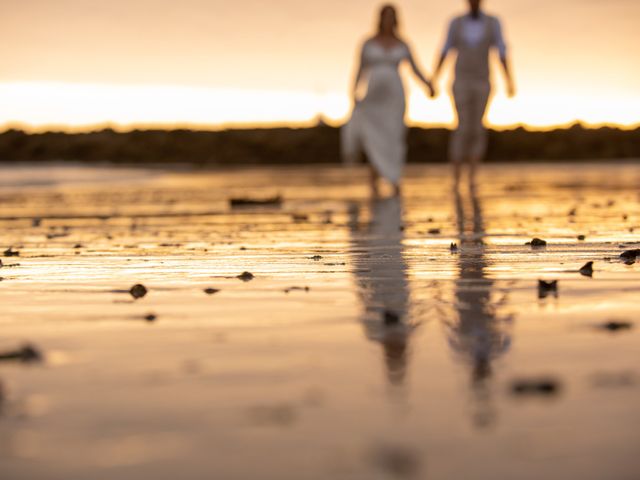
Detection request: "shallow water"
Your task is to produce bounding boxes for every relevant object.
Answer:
[0,162,639,480]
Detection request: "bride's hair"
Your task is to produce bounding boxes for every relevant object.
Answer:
[377,4,399,38]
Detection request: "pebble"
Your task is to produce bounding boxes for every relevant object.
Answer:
[0,344,43,363]
[204,288,220,295]
[237,272,255,282]
[130,284,148,299]
[580,261,594,277]
[511,378,560,397]
[3,247,20,257]
[598,321,633,332]
[527,238,547,247]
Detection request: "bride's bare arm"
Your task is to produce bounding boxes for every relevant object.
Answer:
[406,44,435,97]
[352,42,367,103]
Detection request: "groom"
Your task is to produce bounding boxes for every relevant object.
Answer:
[433,0,515,187]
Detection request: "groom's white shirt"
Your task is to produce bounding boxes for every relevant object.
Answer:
[442,12,507,58]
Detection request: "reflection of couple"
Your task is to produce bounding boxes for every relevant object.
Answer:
[351,189,512,428]
[342,0,516,194]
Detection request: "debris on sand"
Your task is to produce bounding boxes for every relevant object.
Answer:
[597,321,633,333]
[577,235,586,241]
[145,314,157,322]
[284,286,310,294]
[291,214,309,222]
[309,255,323,261]
[0,344,43,364]
[3,247,20,257]
[538,280,558,298]
[229,196,282,208]
[428,228,441,235]
[450,243,459,253]
[526,238,547,248]
[32,218,42,227]
[579,261,594,277]
[510,378,561,397]
[204,288,220,295]
[129,284,148,299]
[620,249,640,263]
[383,310,401,326]
[237,272,255,282]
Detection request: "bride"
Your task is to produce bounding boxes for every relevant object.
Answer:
[342,4,434,196]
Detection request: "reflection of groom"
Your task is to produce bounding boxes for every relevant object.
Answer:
[433,0,515,187]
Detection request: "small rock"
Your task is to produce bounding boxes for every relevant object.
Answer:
[74,244,83,249]
[284,286,310,294]
[0,344,43,364]
[579,261,594,277]
[598,321,633,333]
[428,228,441,235]
[511,378,560,397]
[130,284,148,299]
[577,235,586,241]
[32,218,42,227]
[310,255,323,261]
[291,214,309,222]
[237,272,255,282]
[527,238,547,248]
[538,280,558,298]
[230,196,282,208]
[204,288,220,295]
[3,247,20,257]
[620,249,640,262]
[145,314,157,322]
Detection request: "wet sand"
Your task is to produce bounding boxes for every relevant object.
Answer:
[0,162,639,480]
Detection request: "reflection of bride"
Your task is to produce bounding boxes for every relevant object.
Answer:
[446,187,513,426]
[349,196,415,387]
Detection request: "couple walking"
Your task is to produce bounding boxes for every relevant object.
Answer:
[342,0,515,195]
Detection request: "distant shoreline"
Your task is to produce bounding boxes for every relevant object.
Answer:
[0,124,638,165]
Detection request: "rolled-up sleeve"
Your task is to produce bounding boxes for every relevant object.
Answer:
[441,20,456,56]
[494,18,507,58]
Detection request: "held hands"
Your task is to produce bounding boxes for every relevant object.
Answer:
[425,81,436,99]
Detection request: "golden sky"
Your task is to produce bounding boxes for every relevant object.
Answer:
[1,0,639,130]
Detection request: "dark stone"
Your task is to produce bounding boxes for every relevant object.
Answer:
[538,280,558,298]
[527,238,547,248]
[620,249,640,262]
[237,272,255,282]
[145,314,157,322]
[428,228,441,235]
[0,344,43,363]
[599,321,633,332]
[204,288,220,295]
[229,196,282,208]
[577,235,586,241]
[310,255,323,261]
[130,284,148,299]
[3,247,20,257]
[580,261,594,277]
[511,378,561,396]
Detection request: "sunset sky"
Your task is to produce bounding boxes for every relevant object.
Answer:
[1,0,639,131]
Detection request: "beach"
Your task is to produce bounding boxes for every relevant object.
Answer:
[1,161,639,479]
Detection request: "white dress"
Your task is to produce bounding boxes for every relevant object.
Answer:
[342,41,410,185]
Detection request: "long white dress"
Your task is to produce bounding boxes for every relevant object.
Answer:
[342,41,410,185]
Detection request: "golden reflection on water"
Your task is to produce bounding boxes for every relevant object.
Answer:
[0,162,639,479]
